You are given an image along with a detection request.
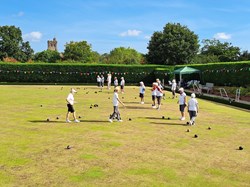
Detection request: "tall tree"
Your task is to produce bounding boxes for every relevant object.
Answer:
[34,50,61,63]
[239,50,250,61]
[63,41,93,63]
[0,25,34,62]
[91,51,101,63]
[147,23,199,65]
[201,39,240,62]
[100,53,109,64]
[18,41,34,62]
[192,54,219,64]
[146,32,164,65]
[108,47,143,64]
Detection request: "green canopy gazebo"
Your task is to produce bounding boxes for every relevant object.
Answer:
[173,66,201,84]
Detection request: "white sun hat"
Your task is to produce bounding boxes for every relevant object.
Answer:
[71,88,77,93]
[178,87,184,92]
[191,93,196,98]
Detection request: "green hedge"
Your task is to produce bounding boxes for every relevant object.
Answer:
[0,63,167,84]
[154,67,175,83]
[183,62,250,86]
[0,62,249,86]
[154,61,250,87]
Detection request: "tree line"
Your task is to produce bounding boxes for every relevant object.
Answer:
[1,24,250,64]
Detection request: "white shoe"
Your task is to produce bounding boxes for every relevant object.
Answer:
[118,120,123,122]
[141,102,144,104]
[74,119,80,123]
[66,119,72,123]
[109,119,113,123]
[152,106,157,108]
[180,117,185,121]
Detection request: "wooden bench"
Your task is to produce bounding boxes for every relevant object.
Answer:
[202,83,214,93]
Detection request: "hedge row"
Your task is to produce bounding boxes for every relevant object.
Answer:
[0,62,249,86]
[154,61,250,87]
[188,62,250,87]
[0,63,169,84]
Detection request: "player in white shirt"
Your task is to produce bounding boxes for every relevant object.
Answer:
[156,85,163,110]
[107,73,112,90]
[177,87,187,120]
[97,75,101,87]
[188,93,199,125]
[120,77,125,93]
[139,81,146,104]
[171,79,177,99]
[109,87,125,123]
[114,77,118,88]
[156,79,163,89]
[151,82,158,108]
[66,88,80,123]
[156,79,165,100]
[101,75,105,90]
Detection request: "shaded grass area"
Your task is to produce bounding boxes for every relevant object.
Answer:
[0,85,249,186]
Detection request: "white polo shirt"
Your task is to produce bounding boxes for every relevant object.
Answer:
[156,86,163,97]
[140,86,145,94]
[120,80,125,86]
[113,92,119,106]
[101,77,104,83]
[171,82,177,91]
[114,79,118,86]
[188,98,198,111]
[107,76,111,83]
[179,92,186,105]
[152,88,157,96]
[67,93,74,105]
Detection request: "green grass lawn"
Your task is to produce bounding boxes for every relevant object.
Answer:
[0,85,249,187]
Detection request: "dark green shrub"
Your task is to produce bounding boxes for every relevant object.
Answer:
[0,63,166,84]
[0,62,249,87]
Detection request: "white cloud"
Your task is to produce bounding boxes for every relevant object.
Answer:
[144,35,151,40]
[17,11,24,17]
[119,29,142,37]
[23,32,42,42]
[12,11,24,17]
[213,32,231,40]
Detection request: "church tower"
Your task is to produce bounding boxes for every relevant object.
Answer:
[47,37,58,51]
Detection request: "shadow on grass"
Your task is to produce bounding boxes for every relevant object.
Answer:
[29,120,65,123]
[125,106,152,110]
[140,117,176,120]
[123,101,141,104]
[150,122,187,126]
[80,120,108,123]
[29,120,108,123]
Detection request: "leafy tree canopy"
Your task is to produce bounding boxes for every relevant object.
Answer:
[201,39,240,62]
[107,47,143,64]
[34,50,61,63]
[63,41,93,63]
[239,50,250,61]
[0,25,34,62]
[147,23,199,65]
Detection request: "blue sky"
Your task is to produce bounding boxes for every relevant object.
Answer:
[1,0,250,54]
